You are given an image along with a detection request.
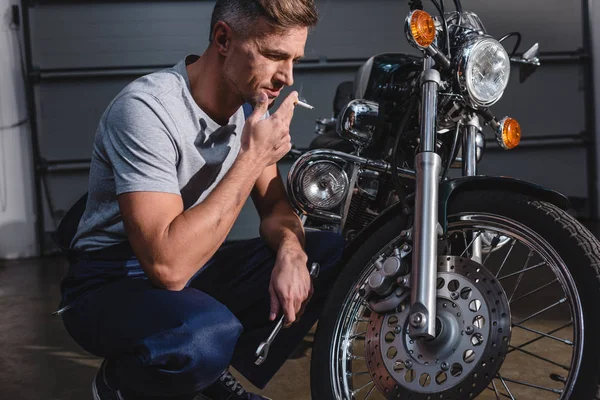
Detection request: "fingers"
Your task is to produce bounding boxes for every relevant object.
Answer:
[273,91,298,124]
[283,301,296,328]
[268,283,280,321]
[296,283,314,321]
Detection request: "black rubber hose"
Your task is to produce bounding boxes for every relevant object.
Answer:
[453,0,463,13]
[499,32,522,58]
[431,0,451,58]
[409,0,424,10]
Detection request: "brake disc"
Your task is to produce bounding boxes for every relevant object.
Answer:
[365,256,511,399]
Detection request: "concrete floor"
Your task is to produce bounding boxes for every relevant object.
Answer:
[1,221,598,399]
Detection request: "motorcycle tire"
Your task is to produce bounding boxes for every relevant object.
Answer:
[311,190,600,400]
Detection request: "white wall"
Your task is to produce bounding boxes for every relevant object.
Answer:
[0,0,37,258]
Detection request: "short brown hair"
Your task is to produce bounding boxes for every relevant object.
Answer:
[209,0,319,42]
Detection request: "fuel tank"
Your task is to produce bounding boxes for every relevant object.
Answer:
[354,53,422,103]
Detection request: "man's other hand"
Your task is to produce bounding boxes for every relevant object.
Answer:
[268,248,313,327]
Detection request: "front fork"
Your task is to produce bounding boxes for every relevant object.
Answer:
[408,58,482,339]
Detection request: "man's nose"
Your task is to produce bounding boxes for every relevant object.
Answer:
[277,60,294,87]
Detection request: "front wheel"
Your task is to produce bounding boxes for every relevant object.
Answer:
[311,190,600,399]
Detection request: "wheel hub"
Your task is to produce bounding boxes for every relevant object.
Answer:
[364,256,512,399]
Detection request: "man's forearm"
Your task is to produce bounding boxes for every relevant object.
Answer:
[259,205,306,254]
[148,152,264,289]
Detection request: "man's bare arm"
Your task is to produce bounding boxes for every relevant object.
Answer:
[119,92,298,291]
[252,164,305,253]
[119,152,264,291]
[251,163,311,324]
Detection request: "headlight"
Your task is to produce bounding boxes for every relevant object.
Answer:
[458,37,510,108]
[300,161,348,210]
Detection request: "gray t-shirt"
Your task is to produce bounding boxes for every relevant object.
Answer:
[73,55,246,251]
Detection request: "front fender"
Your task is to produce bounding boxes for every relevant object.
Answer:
[347,176,569,249]
[439,176,570,231]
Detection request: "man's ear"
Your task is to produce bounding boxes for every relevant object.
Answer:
[212,21,233,56]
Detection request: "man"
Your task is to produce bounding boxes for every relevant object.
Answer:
[57,0,344,399]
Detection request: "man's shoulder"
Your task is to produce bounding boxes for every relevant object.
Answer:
[119,66,184,104]
[104,67,188,122]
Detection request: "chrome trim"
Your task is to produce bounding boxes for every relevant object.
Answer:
[410,152,442,339]
[495,116,516,150]
[511,42,541,66]
[336,99,379,152]
[462,114,481,177]
[456,36,511,109]
[463,115,483,262]
[339,164,359,234]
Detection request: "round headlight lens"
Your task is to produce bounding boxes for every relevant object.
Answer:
[300,161,348,210]
[465,38,510,107]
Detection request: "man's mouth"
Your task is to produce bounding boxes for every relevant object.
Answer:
[264,88,281,98]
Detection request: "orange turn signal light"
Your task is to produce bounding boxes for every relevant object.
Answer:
[498,117,521,150]
[409,10,437,48]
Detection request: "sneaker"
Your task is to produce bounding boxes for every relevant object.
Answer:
[196,369,272,400]
[92,360,126,400]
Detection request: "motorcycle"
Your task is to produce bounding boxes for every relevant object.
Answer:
[287,1,600,398]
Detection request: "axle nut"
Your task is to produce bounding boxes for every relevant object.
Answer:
[409,312,426,328]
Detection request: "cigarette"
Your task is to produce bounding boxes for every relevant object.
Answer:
[295,100,314,110]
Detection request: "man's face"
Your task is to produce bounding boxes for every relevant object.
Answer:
[222,18,308,108]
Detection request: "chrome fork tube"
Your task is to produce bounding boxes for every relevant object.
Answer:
[409,57,442,340]
[463,114,482,262]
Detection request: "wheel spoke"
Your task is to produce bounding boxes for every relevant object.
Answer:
[460,230,483,257]
[364,384,376,399]
[348,371,371,377]
[351,380,374,397]
[508,345,570,370]
[499,376,563,394]
[510,279,559,305]
[505,251,533,301]
[514,298,567,325]
[511,321,574,349]
[498,260,546,282]
[349,331,367,340]
[490,379,502,399]
[508,261,528,303]
[495,238,517,278]
[498,374,516,400]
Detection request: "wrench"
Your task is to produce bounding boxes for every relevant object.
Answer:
[254,262,320,366]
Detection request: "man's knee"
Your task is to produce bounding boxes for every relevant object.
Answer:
[181,297,243,386]
[135,293,244,391]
